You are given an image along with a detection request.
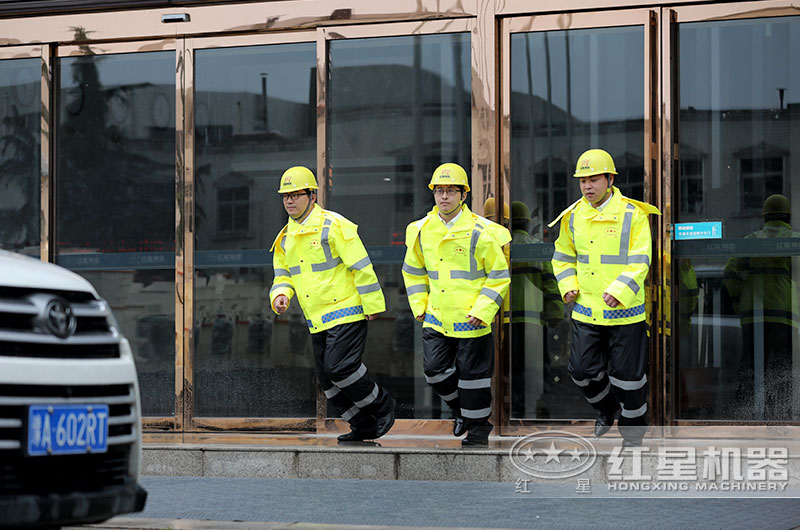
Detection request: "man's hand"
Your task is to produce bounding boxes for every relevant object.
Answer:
[365,313,380,321]
[563,290,578,303]
[415,313,425,322]
[467,315,484,327]
[603,292,620,308]
[273,294,289,314]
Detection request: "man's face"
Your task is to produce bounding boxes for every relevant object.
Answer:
[433,185,464,213]
[281,190,313,217]
[579,174,612,204]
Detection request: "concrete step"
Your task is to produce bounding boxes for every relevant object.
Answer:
[142,432,800,490]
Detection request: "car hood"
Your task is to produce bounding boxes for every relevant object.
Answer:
[0,250,98,296]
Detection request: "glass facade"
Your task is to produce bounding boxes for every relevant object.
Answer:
[327,32,471,419]
[509,26,644,419]
[674,15,800,421]
[0,57,40,256]
[193,42,317,417]
[55,50,176,417]
[1,2,798,433]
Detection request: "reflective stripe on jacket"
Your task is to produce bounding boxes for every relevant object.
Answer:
[723,220,800,328]
[549,186,660,326]
[269,204,385,333]
[402,204,511,338]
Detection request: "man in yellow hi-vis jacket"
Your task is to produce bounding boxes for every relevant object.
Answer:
[402,163,511,446]
[549,149,660,447]
[269,166,395,442]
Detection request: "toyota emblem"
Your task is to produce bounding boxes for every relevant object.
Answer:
[44,298,77,339]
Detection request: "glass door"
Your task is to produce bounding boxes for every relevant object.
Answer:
[323,20,473,431]
[187,33,319,432]
[667,2,800,424]
[54,41,180,426]
[501,10,659,431]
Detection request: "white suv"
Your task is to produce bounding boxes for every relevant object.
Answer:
[0,250,146,528]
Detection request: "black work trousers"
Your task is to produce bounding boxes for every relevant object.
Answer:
[422,328,494,426]
[568,320,649,441]
[312,320,391,431]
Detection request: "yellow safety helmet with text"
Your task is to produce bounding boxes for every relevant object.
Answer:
[484,197,510,220]
[429,163,471,193]
[278,166,319,194]
[573,149,618,178]
[763,194,791,216]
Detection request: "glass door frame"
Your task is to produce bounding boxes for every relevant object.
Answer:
[499,8,662,434]
[319,18,484,436]
[53,39,183,437]
[183,31,318,436]
[663,0,800,429]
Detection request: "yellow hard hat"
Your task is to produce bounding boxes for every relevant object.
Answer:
[511,201,531,220]
[484,198,509,220]
[763,194,791,216]
[573,149,618,178]
[278,166,318,193]
[428,163,470,193]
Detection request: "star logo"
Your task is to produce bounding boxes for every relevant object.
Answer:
[508,431,597,479]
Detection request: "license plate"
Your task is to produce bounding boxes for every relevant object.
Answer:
[27,404,109,456]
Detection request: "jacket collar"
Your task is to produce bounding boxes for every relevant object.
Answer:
[581,185,624,212]
[286,203,323,235]
[429,203,472,232]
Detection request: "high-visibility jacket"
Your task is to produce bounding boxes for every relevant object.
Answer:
[269,204,385,333]
[723,220,800,328]
[509,229,564,326]
[549,186,660,326]
[402,204,511,338]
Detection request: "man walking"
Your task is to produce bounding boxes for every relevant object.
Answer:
[270,166,395,442]
[402,163,511,446]
[549,149,660,446]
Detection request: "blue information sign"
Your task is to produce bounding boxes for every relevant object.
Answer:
[674,222,723,241]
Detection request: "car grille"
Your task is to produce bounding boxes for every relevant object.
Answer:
[0,287,120,359]
[0,383,138,494]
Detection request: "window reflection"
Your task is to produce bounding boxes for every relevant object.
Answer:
[57,51,175,254]
[0,58,40,255]
[56,50,176,418]
[676,16,800,420]
[509,26,644,419]
[194,43,316,418]
[328,33,471,419]
[79,270,176,417]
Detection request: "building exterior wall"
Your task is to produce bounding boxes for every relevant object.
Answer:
[1,0,799,436]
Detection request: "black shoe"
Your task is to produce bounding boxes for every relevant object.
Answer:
[337,429,377,442]
[622,438,643,448]
[374,395,396,438]
[595,409,619,437]
[453,416,467,437]
[461,424,491,447]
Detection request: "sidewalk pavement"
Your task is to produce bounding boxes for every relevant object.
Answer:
[68,475,800,530]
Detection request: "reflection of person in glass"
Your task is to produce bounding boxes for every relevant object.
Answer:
[211,307,233,356]
[507,200,564,418]
[402,163,511,446]
[269,166,395,442]
[723,194,800,420]
[549,149,660,447]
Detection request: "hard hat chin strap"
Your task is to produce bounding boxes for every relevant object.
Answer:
[291,193,314,221]
[442,201,462,216]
